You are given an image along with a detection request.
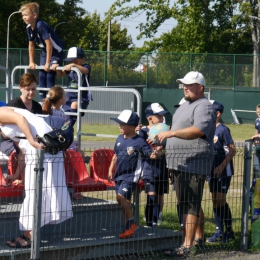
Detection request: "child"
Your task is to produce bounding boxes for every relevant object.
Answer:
[108,110,162,239]
[207,101,236,243]
[19,2,64,101]
[42,85,84,200]
[139,103,169,227]
[58,46,92,126]
[42,85,67,120]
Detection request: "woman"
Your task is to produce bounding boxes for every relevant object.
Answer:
[7,72,42,114]
[1,107,73,248]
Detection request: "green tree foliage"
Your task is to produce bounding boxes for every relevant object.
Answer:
[110,0,252,54]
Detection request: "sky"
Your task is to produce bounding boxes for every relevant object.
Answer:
[56,0,177,47]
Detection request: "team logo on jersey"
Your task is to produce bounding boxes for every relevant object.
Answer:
[213,135,218,143]
[117,143,120,146]
[127,146,134,155]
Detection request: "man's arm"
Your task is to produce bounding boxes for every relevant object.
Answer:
[156,126,204,143]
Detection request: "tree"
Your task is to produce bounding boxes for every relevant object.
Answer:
[110,0,252,54]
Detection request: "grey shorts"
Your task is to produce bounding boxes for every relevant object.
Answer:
[174,170,206,217]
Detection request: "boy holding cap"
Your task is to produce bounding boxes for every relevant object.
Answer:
[59,46,92,126]
[108,110,162,239]
[139,103,169,227]
[207,101,236,243]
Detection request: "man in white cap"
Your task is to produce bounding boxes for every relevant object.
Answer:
[156,71,216,257]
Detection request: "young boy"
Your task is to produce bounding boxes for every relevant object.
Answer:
[20,2,64,101]
[207,101,236,243]
[108,110,162,239]
[59,47,92,126]
[139,103,169,227]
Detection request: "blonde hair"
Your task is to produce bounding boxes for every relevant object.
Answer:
[42,85,65,115]
[20,2,39,16]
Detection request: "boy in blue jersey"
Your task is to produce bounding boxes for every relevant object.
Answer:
[20,3,64,101]
[139,103,169,227]
[108,110,163,239]
[58,47,92,126]
[207,101,236,243]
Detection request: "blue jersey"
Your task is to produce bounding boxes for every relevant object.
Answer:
[211,123,234,177]
[255,118,260,134]
[26,19,63,56]
[113,134,153,183]
[139,126,168,181]
[66,63,92,102]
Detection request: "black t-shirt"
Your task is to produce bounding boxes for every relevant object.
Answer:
[7,97,43,114]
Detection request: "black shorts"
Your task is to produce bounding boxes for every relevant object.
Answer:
[174,170,206,217]
[209,176,232,194]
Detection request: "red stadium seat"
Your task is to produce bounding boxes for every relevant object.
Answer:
[89,148,144,191]
[64,150,106,192]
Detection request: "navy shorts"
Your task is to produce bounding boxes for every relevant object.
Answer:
[146,178,169,195]
[209,176,232,194]
[115,180,137,200]
[40,51,64,66]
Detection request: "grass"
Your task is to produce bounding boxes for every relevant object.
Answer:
[78,123,256,142]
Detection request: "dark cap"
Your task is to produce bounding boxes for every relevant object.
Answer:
[145,103,168,117]
[110,110,140,127]
[64,47,85,62]
[213,101,224,113]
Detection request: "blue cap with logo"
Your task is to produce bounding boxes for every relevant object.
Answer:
[110,110,140,126]
[64,47,85,62]
[213,101,224,113]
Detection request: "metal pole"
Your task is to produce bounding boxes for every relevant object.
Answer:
[54,20,72,31]
[30,149,44,260]
[6,11,21,95]
[241,140,252,250]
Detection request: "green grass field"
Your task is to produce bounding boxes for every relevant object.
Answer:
[80,123,255,142]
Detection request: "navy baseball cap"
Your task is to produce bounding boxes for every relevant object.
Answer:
[64,47,85,62]
[110,110,140,126]
[145,103,168,117]
[213,101,224,113]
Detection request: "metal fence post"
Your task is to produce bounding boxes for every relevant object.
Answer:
[30,149,44,260]
[241,140,252,250]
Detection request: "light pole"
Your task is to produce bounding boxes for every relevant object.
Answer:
[6,11,21,71]
[54,20,72,31]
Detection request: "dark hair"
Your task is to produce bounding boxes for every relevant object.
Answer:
[42,85,65,115]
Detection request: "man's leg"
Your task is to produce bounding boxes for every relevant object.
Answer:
[183,213,198,248]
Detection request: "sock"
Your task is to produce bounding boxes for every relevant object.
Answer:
[213,208,223,233]
[153,197,159,225]
[216,203,232,233]
[145,195,155,226]
[125,217,134,230]
[70,109,77,126]
[158,211,162,219]
[177,204,184,230]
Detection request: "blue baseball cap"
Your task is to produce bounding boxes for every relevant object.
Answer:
[64,47,85,62]
[145,103,168,117]
[110,110,140,127]
[213,101,224,113]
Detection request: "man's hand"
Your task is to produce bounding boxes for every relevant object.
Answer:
[156,131,173,143]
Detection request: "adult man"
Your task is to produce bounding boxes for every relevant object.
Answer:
[156,71,216,257]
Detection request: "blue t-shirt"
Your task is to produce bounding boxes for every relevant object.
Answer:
[26,19,63,56]
[211,123,234,177]
[255,118,260,134]
[113,134,153,183]
[139,126,168,181]
[66,63,92,102]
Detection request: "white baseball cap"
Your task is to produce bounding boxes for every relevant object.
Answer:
[176,71,205,86]
[110,110,140,126]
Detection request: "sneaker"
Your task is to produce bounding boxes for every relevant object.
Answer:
[207,230,223,243]
[222,231,235,243]
[157,217,162,225]
[118,223,138,239]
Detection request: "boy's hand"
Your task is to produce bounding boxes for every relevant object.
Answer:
[65,64,74,71]
[214,165,223,178]
[135,124,142,132]
[29,62,37,70]
[44,62,50,72]
[51,63,59,70]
